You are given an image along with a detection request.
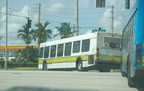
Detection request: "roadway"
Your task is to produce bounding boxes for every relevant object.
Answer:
[0,70,143,91]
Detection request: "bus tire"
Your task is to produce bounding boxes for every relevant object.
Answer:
[99,65,111,72]
[127,60,135,87]
[99,68,111,72]
[76,60,83,71]
[120,59,127,77]
[128,77,135,87]
[43,61,47,71]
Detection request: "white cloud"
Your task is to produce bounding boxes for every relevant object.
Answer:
[0,0,138,46]
[93,0,137,34]
[0,7,6,22]
[0,5,35,46]
[48,3,65,13]
[85,29,92,34]
[42,0,71,14]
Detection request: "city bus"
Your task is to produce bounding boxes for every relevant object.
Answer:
[121,0,144,87]
[38,32,122,72]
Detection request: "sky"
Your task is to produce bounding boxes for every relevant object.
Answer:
[0,0,136,46]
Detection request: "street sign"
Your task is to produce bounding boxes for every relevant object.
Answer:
[92,29,106,33]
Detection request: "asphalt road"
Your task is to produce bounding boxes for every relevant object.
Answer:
[0,70,143,91]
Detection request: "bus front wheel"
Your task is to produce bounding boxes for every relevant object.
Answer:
[43,61,47,71]
[76,61,83,71]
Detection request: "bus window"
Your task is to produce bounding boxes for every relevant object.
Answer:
[44,46,49,58]
[50,45,56,58]
[109,43,120,48]
[39,47,44,58]
[82,39,90,52]
[73,41,80,53]
[104,37,121,49]
[57,44,64,57]
[65,42,72,56]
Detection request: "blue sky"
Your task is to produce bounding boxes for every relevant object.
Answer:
[0,0,136,46]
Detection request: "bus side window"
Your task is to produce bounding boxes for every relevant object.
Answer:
[73,41,80,53]
[57,44,64,57]
[44,46,49,58]
[65,42,72,56]
[82,39,90,52]
[50,45,56,58]
[39,47,44,58]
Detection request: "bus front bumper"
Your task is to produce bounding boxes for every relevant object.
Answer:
[135,66,144,77]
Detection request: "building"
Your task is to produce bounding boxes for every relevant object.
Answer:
[0,45,37,61]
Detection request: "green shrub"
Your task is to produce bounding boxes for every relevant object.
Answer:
[7,62,38,68]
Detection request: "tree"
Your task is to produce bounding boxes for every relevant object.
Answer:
[17,24,33,46]
[33,21,52,48]
[54,22,73,39]
[14,46,38,63]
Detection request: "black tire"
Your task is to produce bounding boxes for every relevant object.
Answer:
[76,61,83,71]
[127,60,135,87]
[120,59,127,77]
[121,71,127,77]
[98,65,111,72]
[99,68,111,72]
[43,61,47,71]
[128,77,135,87]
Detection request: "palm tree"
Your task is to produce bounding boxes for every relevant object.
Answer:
[17,24,33,46]
[14,46,38,62]
[54,22,73,39]
[33,21,52,48]
[0,35,3,41]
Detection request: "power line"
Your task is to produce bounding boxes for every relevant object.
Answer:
[0,12,27,18]
[42,13,73,19]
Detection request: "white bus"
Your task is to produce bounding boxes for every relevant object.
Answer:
[38,32,122,72]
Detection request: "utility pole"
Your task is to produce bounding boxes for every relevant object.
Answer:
[111,5,114,33]
[5,0,8,70]
[36,3,41,48]
[74,0,79,36]
[38,3,41,23]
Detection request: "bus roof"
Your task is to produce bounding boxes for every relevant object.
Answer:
[40,32,121,47]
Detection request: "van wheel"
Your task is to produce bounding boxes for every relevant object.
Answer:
[43,61,47,71]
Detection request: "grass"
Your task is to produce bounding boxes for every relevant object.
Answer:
[0,67,41,71]
[88,69,121,72]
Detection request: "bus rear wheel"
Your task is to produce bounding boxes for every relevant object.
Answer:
[99,68,111,72]
[43,61,47,71]
[98,65,111,72]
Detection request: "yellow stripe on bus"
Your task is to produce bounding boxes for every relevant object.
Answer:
[99,55,121,62]
[39,56,79,64]
[38,55,121,64]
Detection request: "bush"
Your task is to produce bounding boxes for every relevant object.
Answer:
[0,61,5,68]
[7,62,38,68]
